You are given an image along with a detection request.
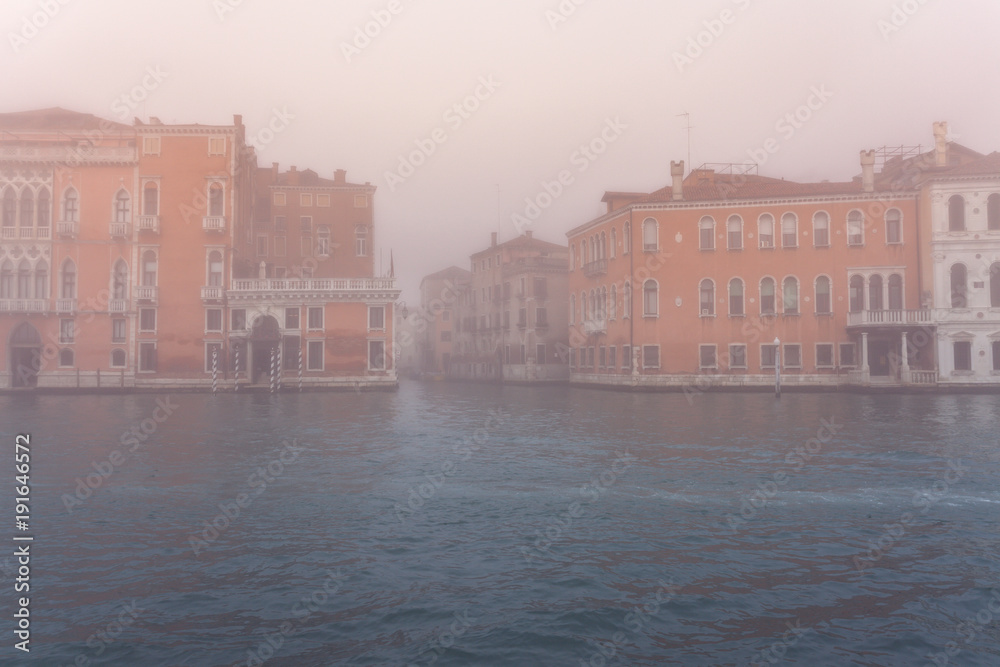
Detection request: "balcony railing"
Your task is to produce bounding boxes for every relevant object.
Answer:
[203,216,226,232]
[1,227,14,239]
[201,286,224,301]
[56,298,77,314]
[0,299,46,313]
[109,298,128,313]
[136,285,158,302]
[57,221,79,237]
[847,309,934,327]
[229,278,398,292]
[583,259,608,278]
[583,319,607,334]
[137,215,160,233]
[1,227,51,240]
[0,144,136,163]
[908,370,938,385]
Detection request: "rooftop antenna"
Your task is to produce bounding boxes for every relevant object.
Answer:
[677,112,693,172]
[496,184,502,242]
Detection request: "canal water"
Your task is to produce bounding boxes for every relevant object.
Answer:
[2,382,999,666]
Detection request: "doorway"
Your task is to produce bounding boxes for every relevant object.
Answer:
[9,322,41,388]
[250,315,280,384]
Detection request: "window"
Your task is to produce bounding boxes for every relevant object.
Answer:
[231,309,246,331]
[728,279,744,316]
[622,345,631,369]
[953,341,972,371]
[317,194,330,207]
[112,260,128,300]
[699,279,715,316]
[307,340,324,371]
[355,226,368,256]
[760,277,776,315]
[951,264,968,308]
[643,280,658,317]
[534,277,548,298]
[700,345,717,369]
[781,213,797,248]
[59,319,75,344]
[139,342,157,371]
[0,261,11,299]
[18,189,33,227]
[300,193,313,207]
[37,189,50,227]
[274,215,286,231]
[988,194,1000,231]
[206,250,223,287]
[623,281,631,319]
[60,259,76,298]
[63,188,79,222]
[282,337,300,371]
[729,344,747,369]
[623,222,631,254]
[888,274,903,310]
[948,195,965,231]
[839,343,857,367]
[59,348,74,367]
[142,136,160,155]
[816,343,834,368]
[2,188,15,227]
[642,345,660,369]
[815,276,832,314]
[761,344,778,368]
[205,342,224,372]
[112,319,127,343]
[369,340,386,370]
[206,309,222,332]
[34,260,47,299]
[275,236,286,257]
[569,294,576,324]
[209,136,226,155]
[759,214,775,249]
[608,346,616,369]
[599,346,606,368]
[535,307,548,327]
[783,277,799,314]
[256,235,267,257]
[643,218,658,251]
[114,189,131,223]
[813,212,830,247]
[317,226,330,256]
[991,263,1000,307]
[111,349,126,368]
[517,308,527,327]
[868,275,884,311]
[307,307,324,330]
[355,195,368,208]
[273,192,286,206]
[143,183,159,216]
[141,250,157,287]
[784,344,802,368]
[727,216,743,250]
[140,308,156,332]
[299,216,313,237]
[886,209,902,243]
[209,183,224,217]
[847,210,864,245]
[17,260,30,299]
[285,307,300,330]
[610,228,617,258]
[369,305,385,330]
[849,275,865,313]
[609,284,617,320]
[993,341,1000,372]
[699,216,715,250]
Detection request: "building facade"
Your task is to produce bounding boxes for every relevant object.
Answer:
[417,265,471,376]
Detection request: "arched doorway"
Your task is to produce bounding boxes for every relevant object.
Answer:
[9,322,41,388]
[250,315,280,384]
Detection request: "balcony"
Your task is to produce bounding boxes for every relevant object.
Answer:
[136,285,158,303]
[109,221,130,238]
[229,278,398,300]
[201,286,224,301]
[57,221,79,238]
[56,298,77,314]
[203,216,226,232]
[583,259,608,278]
[847,309,934,328]
[109,298,128,313]
[583,319,607,335]
[0,227,50,240]
[1,227,14,240]
[137,215,160,233]
[0,299,46,313]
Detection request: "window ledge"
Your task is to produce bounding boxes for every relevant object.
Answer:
[728,314,745,318]
[699,314,716,319]
[951,370,975,376]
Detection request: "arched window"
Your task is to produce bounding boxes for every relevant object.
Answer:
[114,190,131,223]
[581,291,588,321]
[849,275,865,312]
[888,274,903,310]
[63,188,79,223]
[143,183,159,216]
[208,251,224,287]
[582,241,589,266]
[847,210,864,245]
[758,214,775,249]
[37,188,50,228]
[569,245,575,270]
[2,188,15,227]
[782,276,799,314]
[643,279,658,317]
[600,232,607,260]
[699,279,715,315]
[813,212,830,247]
[948,195,965,231]
[728,278,744,316]
[19,189,34,227]
[0,260,13,298]
[991,263,1000,307]
[590,237,596,263]
[142,250,157,286]
[727,216,742,250]
[569,294,576,324]
[885,209,902,243]
[113,259,128,300]
[17,260,31,298]
[610,284,617,320]
[60,259,76,299]
[601,286,608,320]
[781,213,797,248]
[610,228,617,258]
[623,222,631,254]
[317,226,330,256]
[760,277,776,315]
[111,349,127,368]
[623,281,631,318]
[699,216,715,250]
[815,276,831,314]
[868,274,884,311]
[34,260,48,299]
[208,183,224,217]
[989,194,1000,231]
[643,218,658,251]
[950,263,967,308]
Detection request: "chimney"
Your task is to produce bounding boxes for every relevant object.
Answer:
[671,160,685,200]
[491,232,497,247]
[233,114,243,127]
[860,150,876,193]
[525,230,533,239]
[271,162,279,179]
[334,169,347,184]
[933,121,949,167]
[288,166,298,185]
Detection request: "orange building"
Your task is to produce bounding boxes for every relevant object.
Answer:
[1,108,397,391]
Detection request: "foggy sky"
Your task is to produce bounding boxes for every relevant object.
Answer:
[3,0,998,302]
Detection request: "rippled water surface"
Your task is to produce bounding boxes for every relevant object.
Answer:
[2,382,1000,666]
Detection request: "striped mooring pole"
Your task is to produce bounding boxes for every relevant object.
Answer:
[270,347,277,394]
[298,346,303,392]
[234,346,240,393]
[212,346,218,394]
[276,343,282,392]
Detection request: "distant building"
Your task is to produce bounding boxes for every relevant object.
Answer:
[416,265,470,375]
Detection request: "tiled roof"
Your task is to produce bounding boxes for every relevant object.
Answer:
[0,107,133,133]
[934,151,1000,177]
[636,173,867,204]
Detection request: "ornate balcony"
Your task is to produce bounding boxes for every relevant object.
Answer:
[137,215,160,233]
[583,259,608,278]
[109,298,128,313]
[583,319,607,335]
[57,221,79,238]
[0,299,46,313]
[847,309,934,328]
[201,286,224,301]
[136,285,158,303]
[56,298,77,314]
[203,216,226,232]
[1,227,14,240]
[109,221,130,238]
